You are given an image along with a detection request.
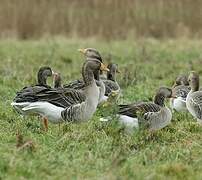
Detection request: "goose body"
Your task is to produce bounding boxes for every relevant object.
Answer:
[118,101,172,131]
[170,85,190,112]
[12,82,99,123]
[186,71,202,124]
[101,87,173,131]
[12,66,55,115]
[170,74,190,112]
[186,91,202,121]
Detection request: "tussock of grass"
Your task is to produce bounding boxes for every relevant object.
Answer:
[0,39,202,179]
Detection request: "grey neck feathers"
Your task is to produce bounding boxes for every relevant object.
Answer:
[38,73,47,86]
[107,72,115,81]
[93,70,100,81]
[86,57,102,62]
[87,56,102,62]
[82,64,94,86]
[192,83,199,92]
[154,94,166,107]
[54,80,62,88]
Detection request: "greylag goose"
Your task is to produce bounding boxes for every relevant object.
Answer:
[102,63,120,101]
[64,48,107,104]
[101,87,173,131]
[11,56,109,124]
[11,66,56,130]
[12,66,55,115]
[186,71,202,124]
[170,74,190,112]
[53,73,63,88]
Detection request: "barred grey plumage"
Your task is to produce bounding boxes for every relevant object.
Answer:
[186,71,202,123]
[63,48,108,104]
[118,87,172,130]
[12,66,54,114]
[172,85,190,100]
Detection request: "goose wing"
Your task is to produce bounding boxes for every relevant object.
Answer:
[13,85,51,103]
[13,86,86,109]
[63,79,85,90]
[118,102,161,118]
[189,91,202,119]
[172,85,190,100]
[103,80,119,96]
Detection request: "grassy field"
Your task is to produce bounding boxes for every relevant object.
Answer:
[0,38,202,179]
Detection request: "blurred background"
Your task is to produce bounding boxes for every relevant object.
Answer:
[0,0,201,40]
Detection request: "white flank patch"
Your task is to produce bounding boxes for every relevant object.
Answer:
[173,97,187,112]
[21,101,64,123]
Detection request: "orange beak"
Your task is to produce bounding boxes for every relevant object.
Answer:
[100,63,110,72]
[78,48,87,54]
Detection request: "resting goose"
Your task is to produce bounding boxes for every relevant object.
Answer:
[102,63,120,101]
[186,71,202,124]
[11,66,56,130]
[170,74,190,112]
[101,87,173,131]
[64,48,106,104]
[12,66,55,115]
[11,55,109,124]
[53,73,63,88]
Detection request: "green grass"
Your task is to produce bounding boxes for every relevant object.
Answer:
[0,38,202,179]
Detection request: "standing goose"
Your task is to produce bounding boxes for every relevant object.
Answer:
[101,87,173,131]
[170,74,190,112]
[186,71,202,124]
[11,56,109,124]
[64,48,106,104]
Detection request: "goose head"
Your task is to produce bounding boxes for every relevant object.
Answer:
[37,66,56,86]
[107,63,120,81]
[154,87,174,106]
[78,48,104,81]
[173,74,189,87]
[81,59,109,85]
[78,48,102,62]
[188,71,199,92]
[53,73,62,88]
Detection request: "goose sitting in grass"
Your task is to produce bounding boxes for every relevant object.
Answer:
[100,87,174,131]
[101,63,121,102]
[64,48,107,104]
[12,66,56,115]
[11,66,56,130]
[12,66,56,112]
[11,52,109,126]
[186,71,202,124]
[170,74,190,112]
[53,73,63,88]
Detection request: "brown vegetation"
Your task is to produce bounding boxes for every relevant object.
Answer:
[0,0,201,39]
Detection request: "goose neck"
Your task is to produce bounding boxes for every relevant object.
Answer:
[82,67,95,86]
[154,94,165,107]
[107,72,116,81]
[38,74,47,86]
